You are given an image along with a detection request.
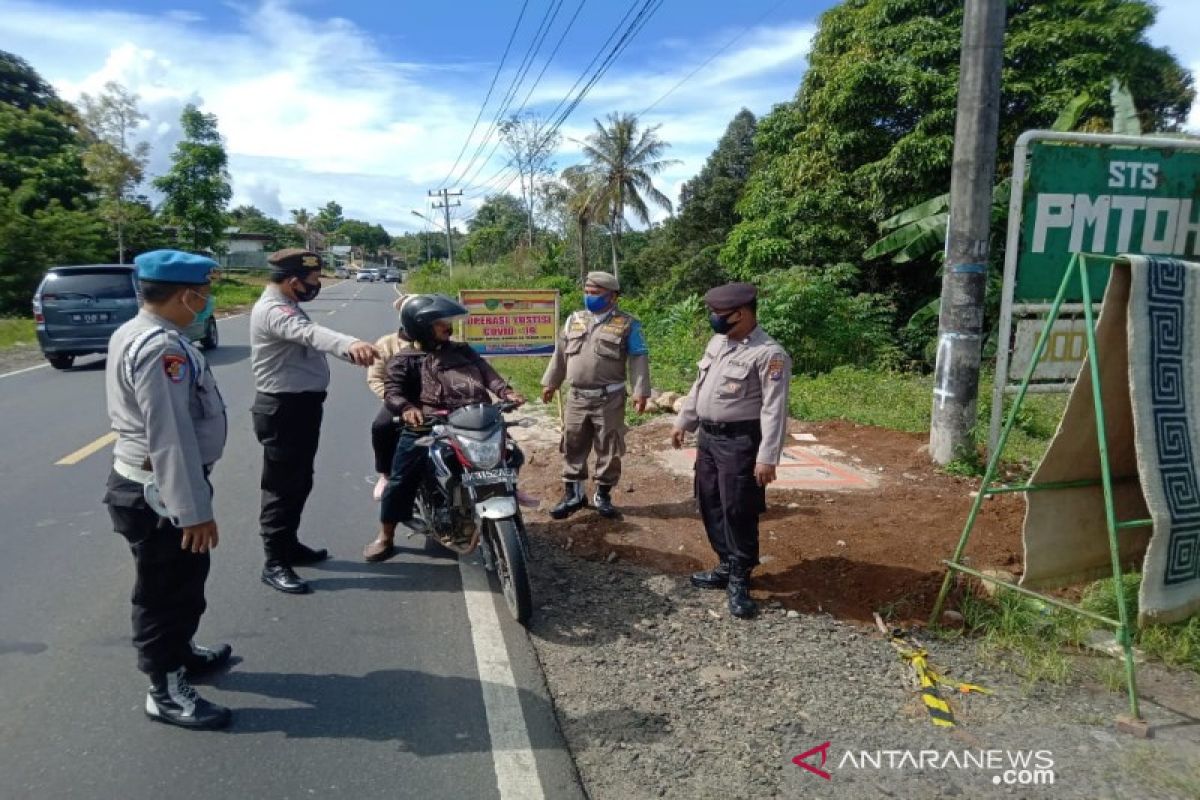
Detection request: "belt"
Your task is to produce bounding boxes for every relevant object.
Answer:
[113,459,154,485]
[113,459,212,484]
[700,419,761,436]
[571,384,626,399]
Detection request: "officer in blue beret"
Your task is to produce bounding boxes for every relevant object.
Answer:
[103,249,233,729]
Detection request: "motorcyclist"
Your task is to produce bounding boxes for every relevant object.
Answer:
[363,294,526,562]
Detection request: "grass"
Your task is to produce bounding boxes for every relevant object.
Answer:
[0,317,36,348]
[211,274,267,310]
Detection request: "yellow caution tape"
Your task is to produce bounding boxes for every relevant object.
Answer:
[872,613,992,729]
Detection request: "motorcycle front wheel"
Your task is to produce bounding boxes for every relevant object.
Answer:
[489,518,532,625]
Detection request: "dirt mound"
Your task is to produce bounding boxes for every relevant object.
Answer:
[519,416,1024,623]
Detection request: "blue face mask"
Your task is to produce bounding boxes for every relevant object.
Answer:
[187,290,214,325]
[584,293,611,313]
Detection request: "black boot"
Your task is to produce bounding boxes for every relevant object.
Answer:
[690,561,730,590]
[727,561,758,619]
[184,641,232,677]
[593,485,618,518]
[145,668,232,729]
[261,564,310,594]
[549,481,587,520]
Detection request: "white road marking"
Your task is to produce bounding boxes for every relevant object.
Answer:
[458,558,545,800]
[0,362,50,379]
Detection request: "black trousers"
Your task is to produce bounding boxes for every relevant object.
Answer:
[380,429,428,524]
[104,471,210,676]
[695,427,766,568]
[371,404,401,474]
[252,391,325,566]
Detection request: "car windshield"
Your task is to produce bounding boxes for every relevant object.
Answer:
[43,272,134,300]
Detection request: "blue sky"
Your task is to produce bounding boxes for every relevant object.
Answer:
[1,0,1197,235]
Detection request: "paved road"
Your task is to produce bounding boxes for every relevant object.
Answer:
[0,280,582,800]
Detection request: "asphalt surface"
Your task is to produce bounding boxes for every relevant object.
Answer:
[0,279,582,800]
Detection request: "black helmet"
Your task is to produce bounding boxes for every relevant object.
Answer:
[400,293,468,347]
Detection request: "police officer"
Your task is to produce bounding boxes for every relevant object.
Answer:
[671,282,792,619]
[541,271,651,519]
[251,248,379,594]
[363,294,525,561]
[104,250,231,729]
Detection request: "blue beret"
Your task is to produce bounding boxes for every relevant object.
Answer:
[134,250,217,284]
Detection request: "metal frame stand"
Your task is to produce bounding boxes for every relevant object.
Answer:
[930,252,1149,722]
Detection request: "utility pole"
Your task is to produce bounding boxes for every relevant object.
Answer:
[428,188,462,274]
[929,0,1007,465]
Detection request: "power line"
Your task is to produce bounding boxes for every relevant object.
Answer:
[638,0,792,116]
[460,0,660,194]
[438,0,531,189]
[447,0,564,189]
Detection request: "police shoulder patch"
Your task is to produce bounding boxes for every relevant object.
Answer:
[767,354,786,382]
[163,353,188,384]
[276,303,300,317]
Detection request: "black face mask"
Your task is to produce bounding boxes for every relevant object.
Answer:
[709,311,737,334]
[294,278,321,303]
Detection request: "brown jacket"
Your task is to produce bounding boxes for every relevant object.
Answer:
[367,332,417,400]
[384,342,511,416]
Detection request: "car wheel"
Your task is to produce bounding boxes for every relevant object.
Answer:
[200,318,219,350]
[48,354,74,370]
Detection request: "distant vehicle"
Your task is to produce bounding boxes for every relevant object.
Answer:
[33,265,218,370]
[334,265,350,279]
[355,269,375,283]
[383,268,400,282]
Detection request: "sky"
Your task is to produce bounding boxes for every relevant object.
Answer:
[1,0,1198,236]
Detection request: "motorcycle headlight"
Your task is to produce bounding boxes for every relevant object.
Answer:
[455,431,503,469]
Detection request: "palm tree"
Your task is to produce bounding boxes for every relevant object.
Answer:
[560,165,605,281]
[576,112,678,280]
[290,207,314,250]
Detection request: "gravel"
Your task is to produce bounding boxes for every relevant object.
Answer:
[526,537,1200,800]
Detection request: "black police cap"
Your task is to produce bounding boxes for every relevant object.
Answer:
[704,282,757,311]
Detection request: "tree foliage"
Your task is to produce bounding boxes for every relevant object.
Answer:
[723,0,1195,304]
[464,193,528,265]
[153,104,231,252]
[79,81,150,263]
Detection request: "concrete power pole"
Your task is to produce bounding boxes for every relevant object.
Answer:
[429,188,462,275]
[929,0,1007,465]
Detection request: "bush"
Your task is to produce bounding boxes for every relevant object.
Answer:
[755,265,900,375]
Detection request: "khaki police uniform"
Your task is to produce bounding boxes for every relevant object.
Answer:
[542,306,650,487]
[676,324,792,569]
[104,308,226,676]
[250,281,358,568]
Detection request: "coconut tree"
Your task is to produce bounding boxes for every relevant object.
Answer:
[576,112,678,280]
[560,165,605,281]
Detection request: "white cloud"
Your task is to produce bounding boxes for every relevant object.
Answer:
[0,0,814,232]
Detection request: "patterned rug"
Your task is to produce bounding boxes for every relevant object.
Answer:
[1022,255,1200,626]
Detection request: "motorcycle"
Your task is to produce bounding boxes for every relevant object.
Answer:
[408,400,534,624]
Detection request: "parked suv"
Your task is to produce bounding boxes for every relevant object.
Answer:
[33,265,218,370]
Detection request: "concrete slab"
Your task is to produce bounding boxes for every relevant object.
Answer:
[656,445,879,492]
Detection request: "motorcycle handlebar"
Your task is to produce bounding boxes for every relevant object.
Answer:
[392,400,520,428]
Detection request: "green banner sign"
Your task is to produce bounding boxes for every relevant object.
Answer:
[1018,141,1200,301]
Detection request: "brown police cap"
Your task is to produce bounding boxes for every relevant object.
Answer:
[268,248,324,274]
[585,271,620,292]
[704,282,757,311]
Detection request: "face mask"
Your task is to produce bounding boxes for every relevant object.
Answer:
[709,311,737,334]
[294,278,321,303]
[584,293,611,313]
[185,290,214,325]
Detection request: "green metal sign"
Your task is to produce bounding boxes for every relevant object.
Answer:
[1017,141,1200,300]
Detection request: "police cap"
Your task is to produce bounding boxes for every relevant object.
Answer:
[704,282,757,312]
[268,248,324,275]
[585,271,620,292]
[134,250,217,284]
